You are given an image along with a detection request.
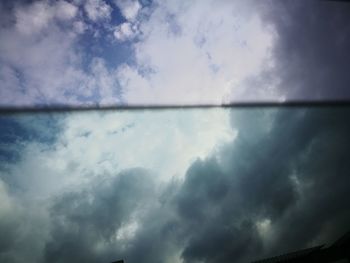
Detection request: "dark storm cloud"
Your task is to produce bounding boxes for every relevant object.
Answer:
[173,107,350,263]
[260,0,350,100]
[43,168,157,263]
[43,168,185,263]
[0,184,49,263]
[266,108,350,252]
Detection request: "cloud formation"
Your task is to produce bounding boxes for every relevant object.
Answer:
[116,0,277,104]
[84,0,112,22]
[260,0,350,101]
[0,0,122,107]
[1,0,349,107]
[1,106,350,263]
[175,107,350,262]
[114,0,141,21]
[114,22,138,41]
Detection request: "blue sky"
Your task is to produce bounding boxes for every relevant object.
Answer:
[1,0,349,107]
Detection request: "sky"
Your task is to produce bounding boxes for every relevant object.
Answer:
[0,0,350,107]
[1,1,350,263]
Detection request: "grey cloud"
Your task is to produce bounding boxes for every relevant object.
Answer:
[44,168,156,263]
[260,0,350,100]
[176,158,263,263]
[43,168,182,263]
[266,108,350,252]
[0,182,49,263]
[172,107,350,263]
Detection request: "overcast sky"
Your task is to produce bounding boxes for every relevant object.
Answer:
[1,0,350,107]
[1,1,350,263]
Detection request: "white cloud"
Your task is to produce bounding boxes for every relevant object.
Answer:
[73,20,88,34]
[1,1,83,106]
[15,0,78,35]
[116,219,139,241]
[0,0,122,107]
[117,0,279,105]
[0,24,88,106]
[114,22,138,41]
[85,58,122,105]
[84,0,112,22]
[114,0,141,21]
[14,1,51,35]
[55,0,78,20]
[1,0,281,107]
[2,109,235,201]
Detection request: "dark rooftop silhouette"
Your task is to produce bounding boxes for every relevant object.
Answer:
[252,231,350,263]
[110,232,350,263]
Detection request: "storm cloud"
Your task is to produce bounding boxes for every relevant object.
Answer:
[174,107,350,262]
[1,106,350,263]
[260,0,350,100]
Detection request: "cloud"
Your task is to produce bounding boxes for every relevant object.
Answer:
[259,0,350,100]
[0,108,234,263]
[112,0,350,104]
[114,22,138,41]
[116,0,278,105]
[1,107,350,263]
[0,108,233,263]
[114,0,142,21]
[175,158,264,263]
[0,109,233,203]
[0,1,81,106]
[1,1,350,261]
[84,0,112,22]
[14,0,78,35]
[0,0,123,107]
[0,178,50,263]
[2,0,276,107]
[55,0,79,21]
[112,0,141,42]
[2,0,350,108]
[73,20,88,34]
[172,107,350,262]
[43,168,157,263]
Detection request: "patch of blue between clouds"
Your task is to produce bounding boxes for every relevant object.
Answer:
[88,0,154,70]
[0,114,63,164]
